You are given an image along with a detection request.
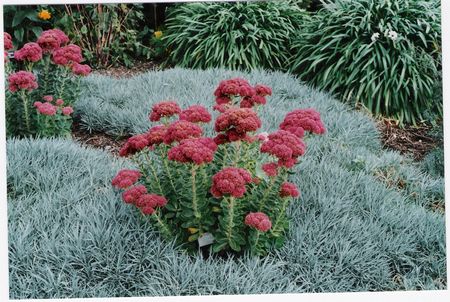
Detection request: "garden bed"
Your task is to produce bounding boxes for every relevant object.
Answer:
[7,69,446,298]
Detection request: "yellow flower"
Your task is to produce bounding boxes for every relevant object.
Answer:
[187,227,198,234]
[154,31,163,39]
[38,9,51,21]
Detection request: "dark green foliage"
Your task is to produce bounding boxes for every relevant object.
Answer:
[54,4,152,68]
[163,1,308,70]
[3,5,50,46]
[290,0,441,125]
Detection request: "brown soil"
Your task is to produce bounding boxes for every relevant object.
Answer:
[92,60,161,78]
[376,118,440,160]
[71,123,127,157]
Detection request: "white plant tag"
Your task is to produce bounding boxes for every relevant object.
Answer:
[198,232,215,247]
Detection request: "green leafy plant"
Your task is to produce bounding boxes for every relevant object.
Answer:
[4,28,90,137]
[111,78,326,256]
[3,5,53,46]
[163,2,308,71]
[55,4,151,68]
[290,0,441,125]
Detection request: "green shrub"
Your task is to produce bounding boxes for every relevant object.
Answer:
[55,4,152,68]
[163,2,308,71]
[290,0,441,125]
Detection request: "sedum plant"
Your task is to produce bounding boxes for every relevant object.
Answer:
[162,1,308,71]
[290,0,441,125]
[112,78,326,256]
[4,29,90,137]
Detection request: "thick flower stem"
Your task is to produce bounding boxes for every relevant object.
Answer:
[143,152,164,195]
[153,210,171,239]
[271,197,290,237]
[258,176,276,211]
[226,196,236,246]
[20,91,31,134]
[252,231,261,255]
[43,56,51,93]
[233,141,241,166]
[191,166,200,218]
[58,67,70,99]
[159,147,177,193]
[222,145,229,167]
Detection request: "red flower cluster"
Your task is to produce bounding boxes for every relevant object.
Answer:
[112,169,141,189]
[4,32,13,50]
[215,108,261,136]
[52,44,83,65]
[43,95,53,102]
[34,102,57,116]
[14,42,43,62]
[119,133,150,157]
[214,78,256,105]
[149,101,181,122]
[145,125,167,146]
[255,84,272,96]
[179,105,212,123]
[55,98,64,106]
[37,29,69,53]
[122,185,147,204]
[279,108,326,138]
[262,162,278,177]
[240,84,272,108]
[168,137,217,165]
[244,212,272,232]
[280,182,300,198]
[210,167,252,198]
[8,71,38,92]
[260,130,306,168]
[163,120,203,144]
[62,107,74,116]
[136,194,168,215]
[71,63,91,76]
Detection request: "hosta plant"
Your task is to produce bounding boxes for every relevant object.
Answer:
[112,78,326,256]
[290,0,441,125]
[4,29,90,137]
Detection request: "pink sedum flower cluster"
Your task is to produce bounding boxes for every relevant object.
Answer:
[33,96,73,117]
[179,105,212,123]
[262,162,278,177]
[164,120,203,144]
[280,182,300,198]
[122,184,167,215]
[245,212,272,232]
[4,32,13,50]
[149,101,181,122]
[280,108,326,138]
[8,71,38,92]
[37,29,69,53]
[260,130,306,168]
[211,167,253,198]
[14,42,43,62]
[168,137,217,165]
[112,169,142,189]
[214,107,261,143]
[52,44,83,65]
[71,63,91,76]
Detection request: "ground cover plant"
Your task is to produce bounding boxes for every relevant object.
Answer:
[8,69,446,299]
[162,1,308,70]
[290,0,442,125]
[4,29,90,138]
[112,79,325,255]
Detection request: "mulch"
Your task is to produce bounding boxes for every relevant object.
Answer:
[376,118,440,161]
[92,60,161,78]
[71,123,127,156]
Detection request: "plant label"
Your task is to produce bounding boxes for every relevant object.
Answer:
[198,232,214,247]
